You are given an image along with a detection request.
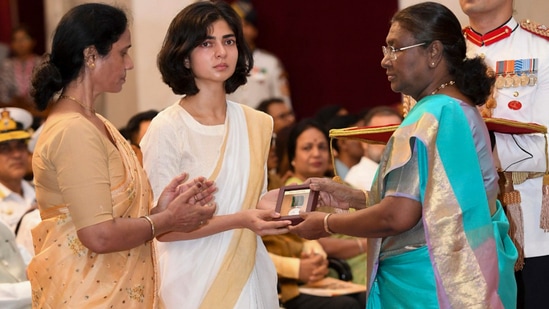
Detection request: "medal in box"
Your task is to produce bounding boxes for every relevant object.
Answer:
[274,184,319,225]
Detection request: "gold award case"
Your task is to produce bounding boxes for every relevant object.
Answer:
[275,184,319,225]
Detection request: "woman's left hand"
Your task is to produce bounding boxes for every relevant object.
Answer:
[289,211,330,239]
[241,208,291,236]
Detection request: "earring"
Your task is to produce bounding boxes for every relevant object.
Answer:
[86,55,95,69]
[431,62,435,66]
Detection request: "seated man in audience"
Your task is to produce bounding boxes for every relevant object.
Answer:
[0,107,36,244]
[257,98,296,188]
[119,109,158,166]
[257,97,295,135]
[326,114,365,180]
[0,217,31,308]
[345,106,403,190]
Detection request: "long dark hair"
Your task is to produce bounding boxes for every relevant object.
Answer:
[31,3,128,110]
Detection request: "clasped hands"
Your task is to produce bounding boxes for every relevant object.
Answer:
[155,173,217,233]
[299,250,329,283]
[155,174,293,236]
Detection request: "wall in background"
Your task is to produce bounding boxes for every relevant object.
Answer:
[251,1,401,119]
[400,0,549,26]
[0,0,45,54]
[18,0,549,127]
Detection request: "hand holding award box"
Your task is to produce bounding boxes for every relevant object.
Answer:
[274,184,319,225]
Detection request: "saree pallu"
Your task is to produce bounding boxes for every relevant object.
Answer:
[155,102,278,309]
[366,95,517,308]
[28,116,157,308]
[367,204,516,308]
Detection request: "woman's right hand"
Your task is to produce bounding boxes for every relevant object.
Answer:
[298,251,329,283]
[163,179,217,233]
[240,208,291,236]
[305,177,366,210]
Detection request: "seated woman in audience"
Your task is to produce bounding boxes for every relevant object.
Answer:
[0,25,46,129]
[285,118,331,185]
[262,233,365,309]
[283,118,367,284]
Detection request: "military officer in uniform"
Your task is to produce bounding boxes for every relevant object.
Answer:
[229,0,292,109]
[461,0,549,308]
[0,107,36,235]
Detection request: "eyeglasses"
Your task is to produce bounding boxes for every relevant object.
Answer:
[382,42,426,61]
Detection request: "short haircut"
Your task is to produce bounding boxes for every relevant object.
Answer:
[157,1,254,96]
[256,97,285,114]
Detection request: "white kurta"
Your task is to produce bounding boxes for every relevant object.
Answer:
[141,101,278,309]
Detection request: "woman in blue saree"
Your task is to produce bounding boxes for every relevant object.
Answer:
[290,2,517,308]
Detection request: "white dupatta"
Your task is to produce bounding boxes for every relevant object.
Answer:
[156,102,278,309]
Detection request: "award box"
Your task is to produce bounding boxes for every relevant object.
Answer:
[275,184,319,225]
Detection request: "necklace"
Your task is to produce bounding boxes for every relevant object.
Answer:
[59,94,95,114]
[431,80,456,95]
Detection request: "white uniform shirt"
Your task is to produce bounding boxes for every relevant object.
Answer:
[466,18,549,257]
[227,48,291,109]
[0,220,31,309]
[344,156,379,190]
[0,181,35,234]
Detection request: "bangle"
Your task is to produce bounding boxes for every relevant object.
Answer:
[323,213,335,235]
[356,238,364,253]
[141,215,156,240]
[356,189,369,209]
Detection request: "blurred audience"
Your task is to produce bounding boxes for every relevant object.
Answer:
[326,114,365,180]
[0,217,32,309]
[266,133,284,191]
[345,105,403,190]
[274,124,293,184]
[281,118,368,285]
[257,97,295,134]
[313,105,349,129]
[228,0,292,109]
[257,97,296,190]
[0,108,35,234]
[0,42,8,64]
[285,118,331,185]
[119,109,158,165]
[0,25,44,129]
[262,233,364,309]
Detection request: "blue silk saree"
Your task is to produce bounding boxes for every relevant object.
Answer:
[365,95,517,308]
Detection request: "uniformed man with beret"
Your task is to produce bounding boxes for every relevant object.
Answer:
[0,107,36,235]
[0,107,33,308]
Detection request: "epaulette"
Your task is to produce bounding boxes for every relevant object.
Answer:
[520,19,549,41]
